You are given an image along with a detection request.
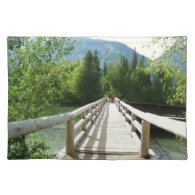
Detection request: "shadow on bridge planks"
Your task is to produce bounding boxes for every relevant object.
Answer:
[82,102,110,160]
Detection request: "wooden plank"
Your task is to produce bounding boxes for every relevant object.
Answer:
[74,130,86,146]
[125,113,132,122]
[78,143,139,149]
[86,113,92,121]
[86,121,92,130]
[74,119,85,132]
[76,148,139,155]
[132,120,142,134]
[76,102,140,155]
[82,137,136,143]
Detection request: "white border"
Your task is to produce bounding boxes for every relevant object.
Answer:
[1,1,195,195]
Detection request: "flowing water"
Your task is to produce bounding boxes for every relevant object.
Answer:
[150,127,187,160]
[31,106,187,160]
[35,125,187,160]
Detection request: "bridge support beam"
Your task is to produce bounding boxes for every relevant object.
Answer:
[140,120,150,158]
[66,119,75,155]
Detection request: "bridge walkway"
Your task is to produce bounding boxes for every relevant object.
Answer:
[75,102,140,155]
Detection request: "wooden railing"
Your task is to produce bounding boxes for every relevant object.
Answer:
[114,98,187,158]
[8,98,107,155]
[65,98,106,155]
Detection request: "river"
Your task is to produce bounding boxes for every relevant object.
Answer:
[33,124,187,160]
[30,106,187,160]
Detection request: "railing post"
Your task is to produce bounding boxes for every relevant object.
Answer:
[125,107,128,122]
[94,104,97,116]
[140,120,150,158]
[66,119,75,155]
[131,113,137,132]
[89,107,93,123]
[119,100,121,112]
[81,111,86,131]
[98,102,100,113]
[123,105,125,116]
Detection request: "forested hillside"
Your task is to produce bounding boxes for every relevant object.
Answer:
[66,37,148,66]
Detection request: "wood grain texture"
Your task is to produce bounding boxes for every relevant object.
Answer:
[75,102,140,155]
[120,100,186,138]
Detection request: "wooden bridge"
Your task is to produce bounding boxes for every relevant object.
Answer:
[8,98,187,160]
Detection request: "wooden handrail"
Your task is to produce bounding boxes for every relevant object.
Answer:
[8,98,106,140]
[117,99,186,139]
[114,98,186,158]
[66,98,106,154]
[8,113,73,140]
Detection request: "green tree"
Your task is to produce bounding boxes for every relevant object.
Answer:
[130,49,137,71]
[149,37,186,105]
[8,37,79,120]
[73,50,102,104]
[8,37,78,159]
[106,56,130,99]
[103,62,107,76]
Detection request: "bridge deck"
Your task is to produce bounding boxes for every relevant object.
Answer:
[75,102,140,155]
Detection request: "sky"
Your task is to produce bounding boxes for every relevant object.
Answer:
[89,37,165,60]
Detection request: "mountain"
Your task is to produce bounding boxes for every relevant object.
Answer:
[66,37,148,67]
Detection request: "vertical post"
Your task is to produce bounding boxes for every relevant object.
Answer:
[131,113,137,132]
[66,119,75,155]
[119,100,121,112]
[140,120,150,158]
[100,101,102,111]
[95,104,98,114]
[98,102,100,113]
[81,111,86,131]
[122,105,125,116]
[125,107,128,122]
[89,107,93,123]
[94,104,97,117]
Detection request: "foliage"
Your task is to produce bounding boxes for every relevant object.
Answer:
[71,50,102,104]
[8,37,79,159]
[149,37,187,105]
[105,55,151,102]
[103,37,186,106]
[8,133,54,159]
[8,37,79,121]
[130,49,137,71]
